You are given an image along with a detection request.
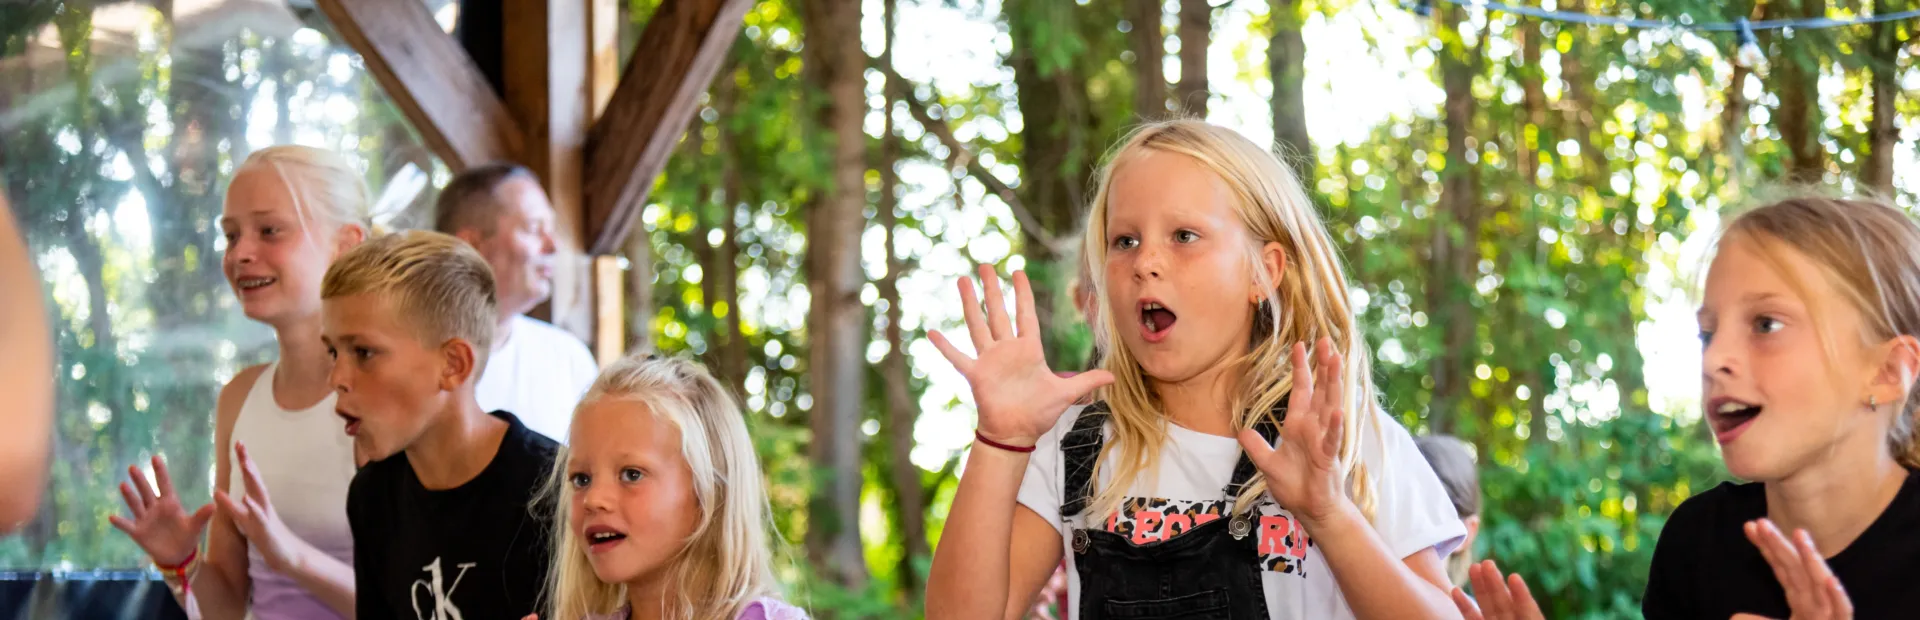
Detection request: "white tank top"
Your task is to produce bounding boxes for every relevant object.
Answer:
[226,362,356,619]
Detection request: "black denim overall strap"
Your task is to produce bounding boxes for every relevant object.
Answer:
[1059,401,1285,620]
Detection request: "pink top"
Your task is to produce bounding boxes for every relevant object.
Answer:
[582,597,807,620]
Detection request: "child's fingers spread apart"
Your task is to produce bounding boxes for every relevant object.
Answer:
[1313,337,1344,414]
[927,331,974,373]
[128,466,156,505]
[956,276,990,351]
[1757,520,1812,595]
[1287,343,1314,411]
[118,482,146,517]
[1237,429,1278,466]
[977,265,1012,341]
[1821,575,1854,619]
[151,455,177,495]
[1317,407,1345,466]
[1451,587,1484,620]
[1475,561,1516,615]
[1013,270,1041,337]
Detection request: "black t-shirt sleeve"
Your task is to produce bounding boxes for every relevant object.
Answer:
[348,468,394,620]
[1643,493,1707,620]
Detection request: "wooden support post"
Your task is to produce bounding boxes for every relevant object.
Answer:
[590,0,627,363]
[314,0,521,170]
[505,0,595,343]
[583,0,753,255]
[594,255,625,366]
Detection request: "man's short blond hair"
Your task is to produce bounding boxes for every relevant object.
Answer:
[322,230,497,374]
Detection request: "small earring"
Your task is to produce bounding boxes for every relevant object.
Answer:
[1870,395,1881,410]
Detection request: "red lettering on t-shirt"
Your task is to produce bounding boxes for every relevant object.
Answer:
[1132,511,1165,545]
[1259,515,1292,556]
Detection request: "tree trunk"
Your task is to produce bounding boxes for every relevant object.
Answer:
[1175,0,1210,116]
[878,0,928,590]
[1007,0,1100,370]
[624,224,654,353]
[1770,0,1827,185]
[1721,64,1751,188]
[1128,0,1166,120]
[1428,3,1480,434]
[1516,20,1550,441]
[712,61,748,391]
[799,0,870,588]
[1862,0,1899,196]
[1268,0,1311,183]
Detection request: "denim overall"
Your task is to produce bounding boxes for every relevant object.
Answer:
[1060,400,1285,619]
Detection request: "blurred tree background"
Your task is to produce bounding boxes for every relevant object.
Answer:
[2,0,1916,618]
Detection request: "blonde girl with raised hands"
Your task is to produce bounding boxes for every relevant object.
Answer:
[109,146,370,619]
[924,119,1466,620]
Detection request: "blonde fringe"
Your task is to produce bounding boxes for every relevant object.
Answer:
[1080,119,1385,525]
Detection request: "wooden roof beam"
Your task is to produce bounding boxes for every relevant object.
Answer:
[315,0,521,171]
[583,0,753,255]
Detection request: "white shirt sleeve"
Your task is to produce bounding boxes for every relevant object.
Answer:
[1014,406,1085,534]
[1360,406,1469,561]
[562,331,598,397]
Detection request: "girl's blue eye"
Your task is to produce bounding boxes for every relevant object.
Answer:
[1698,330,1713,345]
[1175,230,1199,243]
[1754,316,1783,334]
[620,468,645,483]
[569,473,591,488]
[1112,236,1138,250]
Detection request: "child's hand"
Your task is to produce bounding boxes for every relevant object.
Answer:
[107,455,214,568]
[214,442,313,575]
[930,266,1115,448]
[1238,338,1349,526]
[1452,560,1545,620]
[1731,519,1853,620]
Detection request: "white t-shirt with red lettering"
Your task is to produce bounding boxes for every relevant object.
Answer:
[1015,404,1465,620]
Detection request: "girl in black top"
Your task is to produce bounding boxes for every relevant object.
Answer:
[1457,197,1920,620]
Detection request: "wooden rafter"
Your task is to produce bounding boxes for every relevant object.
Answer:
[314,0,521,171]
[583,0,754,255]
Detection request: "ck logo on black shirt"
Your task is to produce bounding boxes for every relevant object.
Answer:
[410,557,477,620]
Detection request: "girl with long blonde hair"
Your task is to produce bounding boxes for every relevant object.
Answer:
[536,354,805,620]
[109,145,372,619]
[926,119,1466,619]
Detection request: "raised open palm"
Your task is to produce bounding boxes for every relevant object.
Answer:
[215,441,310,574]
[1239,338,1350,524]
[107,455,213,568]
[1731,519,1854,620]
[929,266,1114,447]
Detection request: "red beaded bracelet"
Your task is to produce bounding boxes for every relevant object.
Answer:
[975,432,1037,453]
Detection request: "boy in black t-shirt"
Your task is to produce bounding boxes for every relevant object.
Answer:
[320,231,558,620]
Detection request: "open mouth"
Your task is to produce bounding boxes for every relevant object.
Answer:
[235,276,278,292]
[585,525,628,552]
[336,410,361,436]
[1707,397,1762,444]
[1139,300,1178,343]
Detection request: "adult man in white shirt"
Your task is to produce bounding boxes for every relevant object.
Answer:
[434,164,598,443]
